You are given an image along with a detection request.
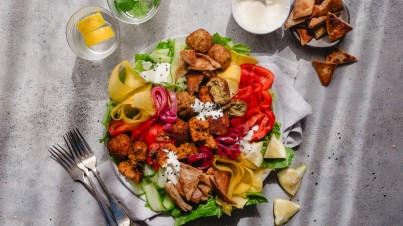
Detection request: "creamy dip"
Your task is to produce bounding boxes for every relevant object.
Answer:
[232,0,290,34]
[162,150,180,184]
[191,98,224,121]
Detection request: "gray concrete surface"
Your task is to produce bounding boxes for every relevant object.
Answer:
[0,0,402,225]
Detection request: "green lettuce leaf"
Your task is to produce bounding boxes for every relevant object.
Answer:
[245,192,268,206]
[268,122,281,140]
[99,101,118,143]
[135,53,154,62]
[174,197,222,226]
[212,33,251,55]
[261,146,294,169]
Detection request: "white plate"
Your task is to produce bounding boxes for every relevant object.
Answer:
[291,2,350,48]
[110,35,284,196]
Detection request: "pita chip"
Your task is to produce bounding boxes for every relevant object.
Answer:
[315,0,324,4]
[326,48,357,65]
[284,9,308,29]
[309,16,327,28]
[314,0,344,17]
[313,25,327,39]
[293,0,315,19]
[179,163,202,201]
[296,28,314,46]
[326,12,353,42]
[312,60,337,86]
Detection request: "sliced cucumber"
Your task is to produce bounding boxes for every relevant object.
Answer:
[142,181,167,212]
[163,195,175,211]
[150,49,171,63]
[149,167,168,189]
[169,39,187,83]
[143,164,156,177]
[130,180,145,196]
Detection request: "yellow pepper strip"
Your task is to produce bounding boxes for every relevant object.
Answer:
[111,84,155,124]
[77,12,105,35]
[218,64,241,98]
[213,156,271,215]
[83,26,115,47]
[230,50,259,65]
[108,61,146,102]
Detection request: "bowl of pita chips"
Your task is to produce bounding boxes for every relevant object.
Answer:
[285,0,353,47]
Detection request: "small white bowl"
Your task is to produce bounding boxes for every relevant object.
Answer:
[232,0,291,35]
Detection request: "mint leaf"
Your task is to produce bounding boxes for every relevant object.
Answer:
[131,1,151,17]
[174,197,222,226]
[261,147,295,169]
[245,192,268,206]
[116,0,135,12]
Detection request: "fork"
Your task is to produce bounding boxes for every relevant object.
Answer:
[67,128,131,226]
[49,146,116,226]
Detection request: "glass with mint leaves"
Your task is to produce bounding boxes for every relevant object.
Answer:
[107,0,160,24]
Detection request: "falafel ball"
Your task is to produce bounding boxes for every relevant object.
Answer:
[177,91,196,119]
[128,141,147,165]
[186,29,213,53]
[107,134,132,157]
[171,118,190,144]
[208,44,231,70]
[118,161,143,184]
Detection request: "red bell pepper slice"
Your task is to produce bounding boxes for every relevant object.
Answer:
[130,117,157,140]
[245,113,265,128]
[109,120,139,137]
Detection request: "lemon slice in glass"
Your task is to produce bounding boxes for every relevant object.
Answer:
[264,135,287,159]
[77,12,105,35]
[83,26,115,47]
[273,198,301,226]
[277,164,307,196]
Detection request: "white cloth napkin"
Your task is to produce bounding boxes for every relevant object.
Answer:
[97,54,312,225]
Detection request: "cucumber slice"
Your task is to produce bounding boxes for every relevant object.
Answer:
[169,40,187,83]
[142,181,167,212]
[130,180,145,196]
[149,168,168,189]
[143,164,156,177]
[150,49,171,63]
[163,195,175,211]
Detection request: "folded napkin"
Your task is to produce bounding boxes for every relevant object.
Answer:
[97,54,312,225]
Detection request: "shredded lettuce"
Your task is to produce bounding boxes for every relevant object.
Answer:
[149,39,174,63]
[212,33,251,55]
[268,122,282,140]
[261,146,294,169]
[173,197,222,226]
[135,53,154,63]
[245,192,268,206]
[99,101,118,143]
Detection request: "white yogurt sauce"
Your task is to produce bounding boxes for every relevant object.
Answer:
[239,125,259,154]
[139,62,171,84]
[162,150,181,185]
[233,0,290,34]
[191,98,224,121]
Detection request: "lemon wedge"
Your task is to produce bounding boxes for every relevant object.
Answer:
[245,142,264,168]
[83,26,115,47]
[230,50,259,65]
[273,198,300,226]
[277,164,307,196]
[264,135,287,159]
[77,13,105,35]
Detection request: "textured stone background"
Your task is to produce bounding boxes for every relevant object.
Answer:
[0,0,402,225]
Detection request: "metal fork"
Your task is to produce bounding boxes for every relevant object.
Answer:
[48,146,116,226]
[67,128,131,226]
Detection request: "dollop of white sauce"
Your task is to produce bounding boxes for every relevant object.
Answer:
[140,63,171,84]
[240,125,259,154]
[233,0,290,34]
[191,98,224,121]
[162,150,180,185]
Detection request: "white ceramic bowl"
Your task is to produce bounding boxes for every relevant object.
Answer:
[231,0,291,35]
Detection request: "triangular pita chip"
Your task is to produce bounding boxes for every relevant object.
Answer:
[312,60,337,86]
[284,9,308,29]
[313,25,327,39]
[314,0,344,17]
[293,0,315,19]
[326,12,353,42]
[326,48,357,64]
[310,5,320,19]
[296,28,314,46]
[179,163,202,201]
[309,16,327,28]
[315,0,324,4]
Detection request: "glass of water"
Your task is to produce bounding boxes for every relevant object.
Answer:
[107,0,160,24]
[66,7,120,60]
